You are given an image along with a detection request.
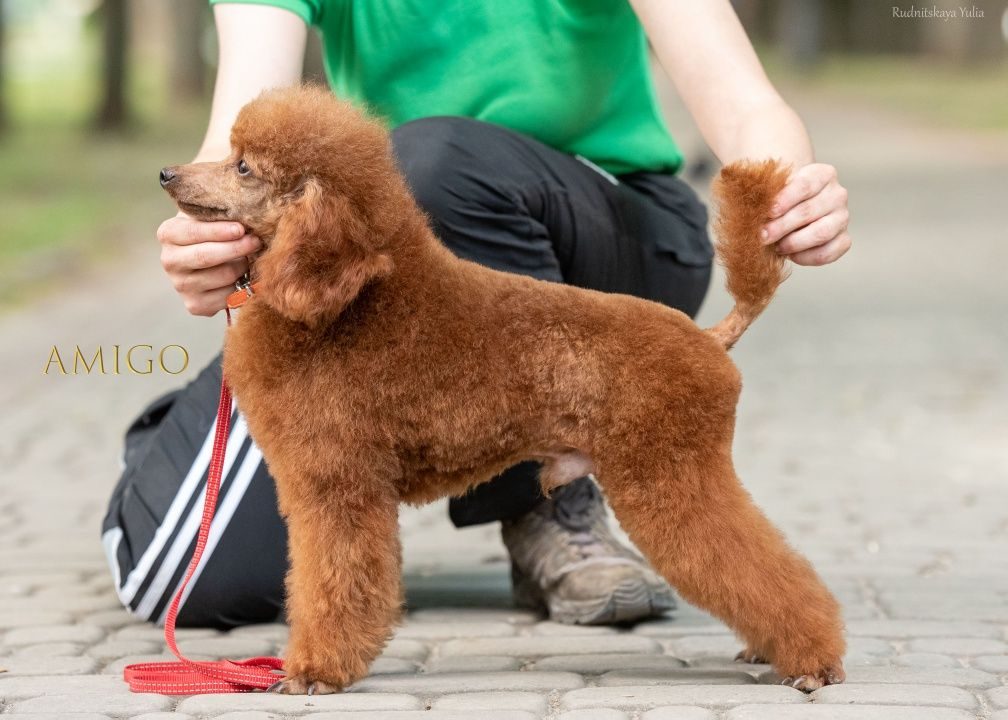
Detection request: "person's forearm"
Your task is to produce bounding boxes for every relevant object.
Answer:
[710,98,814,170]
[193,4,308,162]
[630,0,813,169]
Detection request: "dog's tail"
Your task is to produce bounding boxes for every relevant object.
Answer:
[705,159,791,350]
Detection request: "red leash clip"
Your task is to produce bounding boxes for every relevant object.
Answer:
[124,307,285,694]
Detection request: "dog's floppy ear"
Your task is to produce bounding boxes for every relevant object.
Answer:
[256,179,393,326]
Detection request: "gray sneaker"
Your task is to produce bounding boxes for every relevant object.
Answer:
[501,477,676,625]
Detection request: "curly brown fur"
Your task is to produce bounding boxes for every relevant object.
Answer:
[161,84,845,694]
[707,159,791,349]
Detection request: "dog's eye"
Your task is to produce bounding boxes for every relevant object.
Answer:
[237,159,251,176]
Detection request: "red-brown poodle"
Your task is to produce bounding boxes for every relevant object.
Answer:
[160,85,845,695]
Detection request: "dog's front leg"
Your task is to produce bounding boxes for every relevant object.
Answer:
[271,483,401,695]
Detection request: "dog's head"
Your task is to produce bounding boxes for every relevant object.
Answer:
[160,85,405,326]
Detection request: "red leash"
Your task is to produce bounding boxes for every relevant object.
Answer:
[124,303,285,694]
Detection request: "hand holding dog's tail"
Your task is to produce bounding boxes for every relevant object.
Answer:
[706,159,791,350]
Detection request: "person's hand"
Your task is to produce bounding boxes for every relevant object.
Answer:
[762,163,851,266]
[158,212,262,316]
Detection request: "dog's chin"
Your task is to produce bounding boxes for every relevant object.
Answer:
[175,201,232,223]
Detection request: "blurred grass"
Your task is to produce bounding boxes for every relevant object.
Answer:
[763,51,1008,131]
[0,57,207,309]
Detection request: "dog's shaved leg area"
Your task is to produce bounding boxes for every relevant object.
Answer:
[599,451,846,691]
[273,483,402,694]
[537,448,595,495]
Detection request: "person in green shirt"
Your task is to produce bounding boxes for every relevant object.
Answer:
[103,0,850,629]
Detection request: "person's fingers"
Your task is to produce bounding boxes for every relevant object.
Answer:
[787,230,852,267]
[157,216,245,247]
[182,285,236,317]
[171,258,250,296]
[161,234,261,272]
[764,182,848,244]
[774,208,850,256]
[767,164,836,221]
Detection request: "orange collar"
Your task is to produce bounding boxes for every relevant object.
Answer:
[226,280,262,310]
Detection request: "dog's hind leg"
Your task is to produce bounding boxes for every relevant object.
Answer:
[597,447,845,691]
[271,477,402,694]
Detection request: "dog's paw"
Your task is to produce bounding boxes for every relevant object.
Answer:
[780,664,846,692]
[735,648,769,664]
[266,676,339,695]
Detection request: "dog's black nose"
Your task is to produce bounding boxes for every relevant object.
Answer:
[159,168,176,187]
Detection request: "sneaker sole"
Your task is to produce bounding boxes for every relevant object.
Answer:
[546,577,676,625]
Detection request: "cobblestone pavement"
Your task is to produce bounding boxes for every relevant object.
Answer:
[1,92,1006,719]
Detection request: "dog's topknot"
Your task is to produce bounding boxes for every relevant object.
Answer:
[231,84,394,197]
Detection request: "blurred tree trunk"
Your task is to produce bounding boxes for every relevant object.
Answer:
[95,0,129,130]
[776,0,823,66]
[0,0,7,135]
[922,0,1005,63]
[171,0,207,101]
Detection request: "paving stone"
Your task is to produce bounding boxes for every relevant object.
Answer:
[531,654,687,673]
[78,609,146,629]
[0,573,82,592]
[726,705,978,720]
[846,637,895,656]
[382,638,430,661]
[560,685,808,710]
[370,657,419,674]
[431,690,547,713]
[175,692,422,714]
[633,619,727,638]
[0,655,97,675]
[425,654,522,673]
[908,637,1008,655]
[988,686,1008,708]
[394,620,516,639]
[87,639,161,660]
[664,635,741,658]
[972,655,1008,672]
[0,715,111,720]
[556,710,629,720]
[846,620,1000,639]
[408,608,539,624]
[175,635,275,657]
[228,622,290,640]
[3,623,105,646]
[0,611,73,630]
[13,642,83,657]
[308,709,540,713]
[0,673,127,700]
[113,625,218,642]
[840,666,998,687]
[351,671,585,694]
[8,692,173,714]
[641,709,718,720]
[531,621,617,636]
[893,652,960,668]
[0,594,120,613]
[438,635,661,658]
[812,682,978,709]
[598,669,757,686]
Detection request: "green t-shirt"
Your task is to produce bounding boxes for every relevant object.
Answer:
[211,0,683,174]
